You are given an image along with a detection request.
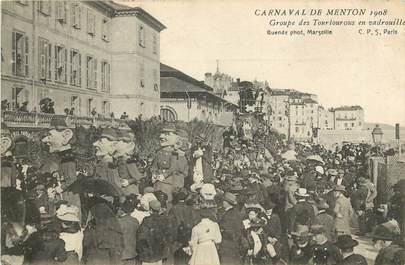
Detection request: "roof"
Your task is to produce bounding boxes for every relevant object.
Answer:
[161,64,213,92]
[330,105,363,111]
[87,1,166,32]
[303,98,318,104]
[160,64,238,107]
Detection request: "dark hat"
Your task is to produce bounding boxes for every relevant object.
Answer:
[223,192,238,205]
[291,225,313,238]
[245,203,264,213]
[161,123,176,133]
[120,196,137,214]
[174,187,188,201]
[100,127,118,141]
[50,116,74,130]
[263,201,275,210]
[335,235,359,249]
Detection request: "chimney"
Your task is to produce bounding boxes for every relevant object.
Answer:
[237,78,240,85]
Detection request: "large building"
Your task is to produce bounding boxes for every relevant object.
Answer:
[329,105,364,130]
[160,63,237,125]
[1,1,165,119]
[268,88,365,139]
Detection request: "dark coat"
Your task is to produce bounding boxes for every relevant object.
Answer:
[315,211,336,242]
[136,213,172,263]
[169,201,195,247]
[218,207,243,265]
[339,253,368,265]
[117,157,143,195]
[262,213,281,241]
[310,240,342,265]
[118,214,139,260]
[289,242,313,265]
[289,200,316,232]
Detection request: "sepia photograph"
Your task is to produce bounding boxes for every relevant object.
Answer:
[0,0,404,264]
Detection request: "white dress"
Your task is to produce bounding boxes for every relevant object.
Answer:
[189,218,222,265]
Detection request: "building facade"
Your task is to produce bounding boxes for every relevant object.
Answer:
[330,105,364,130]
[160,64,237,126]
[1,1,165,119]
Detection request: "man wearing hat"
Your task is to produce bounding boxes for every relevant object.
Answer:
[333,185,355,236]
[92,127,124,194]
[289,226,314,265]
[151,123,186,209]
[309,225,342,265]
[289,188,315,233]
[114,130,144,195]
[334,235,367,265]
[372,223,404,265]
[41,117,81,222]
[218,192,243,265]
[314,198,335,242]
[190,132,214,184]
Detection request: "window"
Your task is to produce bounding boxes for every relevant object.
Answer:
[101,18,110,41]
[295,127,299,133]
[55,45,67,82]
[71,3,81,29]
[56,2,67,23]
[39,89,49,101]
[87,98,94,116]
[351,123,355,127]
[278,117,282,121]
[70,96,81,115]
[86,55,97,89]
[87,10,95,36]
[102,101,110,115]
[344,123,348,128]
[101,61,110,92]
[12,87,29,110]
[153,34,157,54]
[12,31,29,77]
[359,122,362,126]
[70,49,81,86]
[138,25,145,47]
[38,1,50,15]
[38,38,51,81]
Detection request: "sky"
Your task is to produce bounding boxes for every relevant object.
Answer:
[117,0,405,125]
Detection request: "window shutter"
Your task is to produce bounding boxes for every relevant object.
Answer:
[93,58,97,89]
[55,46,58,81]
[78,53,81,86]
[78,6,81,28]
[12,32,16,74]
[39,40,46,79]
[86,57,89,88]
[70,50,73,84]
[64,48,67,82]
[47,43,52,80]
[24,89,29,103]
[71,3,76,26]
[24,36,29,76]
[101,62,104,91]
[106,63,110,92]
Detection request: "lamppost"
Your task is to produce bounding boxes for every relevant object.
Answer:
[371,124,383,146]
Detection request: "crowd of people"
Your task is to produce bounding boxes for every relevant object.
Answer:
[1,114,405,265]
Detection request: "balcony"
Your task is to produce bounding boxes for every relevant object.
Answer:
[336,117,356,121]
[1,111,129,130]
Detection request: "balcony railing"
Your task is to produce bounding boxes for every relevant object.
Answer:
[1,111,129,130]
[336,117,356,121]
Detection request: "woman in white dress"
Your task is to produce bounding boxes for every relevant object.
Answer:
[188,208,222,265]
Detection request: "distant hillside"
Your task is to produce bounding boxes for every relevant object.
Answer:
[364,122,405,131]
